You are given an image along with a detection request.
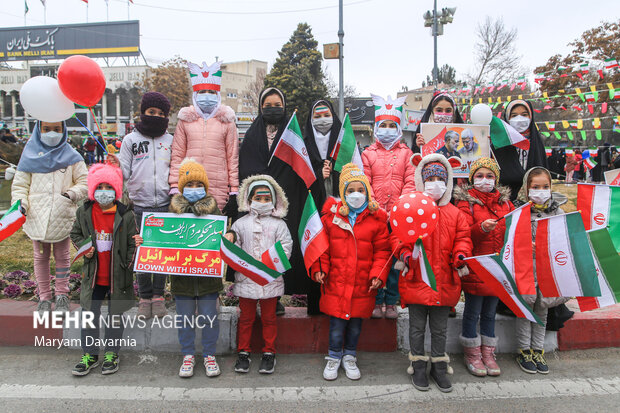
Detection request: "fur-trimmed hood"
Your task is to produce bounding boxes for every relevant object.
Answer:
[169,193,219,216]
[177,104,236,124]
[238,174,288,218]
[411,153,454,206]
[321,196,388,222]
[453,184,512,206]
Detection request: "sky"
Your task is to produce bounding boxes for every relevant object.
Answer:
[2,0,618,98]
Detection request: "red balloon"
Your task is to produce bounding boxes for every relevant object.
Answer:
[57,55,106,107]
[115,140,122,149]
[390,191,439,244]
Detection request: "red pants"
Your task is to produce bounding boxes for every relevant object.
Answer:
[237,297,278,353]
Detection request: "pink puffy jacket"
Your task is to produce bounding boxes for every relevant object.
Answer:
[169,105,240,210]
[361,141,416,211]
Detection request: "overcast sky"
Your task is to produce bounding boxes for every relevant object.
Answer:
[2,0,617,98]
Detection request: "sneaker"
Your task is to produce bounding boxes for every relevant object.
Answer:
[516,349,537,374]
[179,355,195,378]
[342,355,361,380]
[37,300,52,316]
[72,353,99,376]
[258,353,276,374]
[54,295,70,313]
[276,300,285,316]
[384,305,398,319]
[323,356,341,381]
[151,297,167,318]
[371,305,384,319]
[101,351,119,375]
[137,298,152,319]
[532,349,549,374]
[204,355,221,377]
[234,351,251,373]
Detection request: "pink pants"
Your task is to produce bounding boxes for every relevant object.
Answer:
[33,237,71,301]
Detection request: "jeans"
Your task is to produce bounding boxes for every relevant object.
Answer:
[33,238,71,301]
[81,284,125,354]
[375,258,400,305]
[85,151,95,165]
[328,316,363,359]
[461,293,499,339]
[408,304,450,357]
[237,297,278,353]
[174,293,219,357]
[134,205,170,299]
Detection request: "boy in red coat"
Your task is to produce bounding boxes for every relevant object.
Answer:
[395,153,472,393]
[311,163,391,382]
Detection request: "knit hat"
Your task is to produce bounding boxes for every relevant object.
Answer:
[140,92,171,116]
[87,162,123,201]
[469,157,500,185]
[338,163,378,216]
[247,180,276,206]
[178,158,209,193]
[421,162,448,182]
[188,60,223,92]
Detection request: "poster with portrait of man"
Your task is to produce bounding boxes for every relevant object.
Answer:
[420,123,490,178]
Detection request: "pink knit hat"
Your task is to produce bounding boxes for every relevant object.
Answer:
[87,163,123,201]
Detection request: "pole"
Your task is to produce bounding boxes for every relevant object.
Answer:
[44,5,46,24]
[432,0,438,91]
[106,2,109,22]
[338,0,344,120]
[86,3,88,23]
[128,0,130,20]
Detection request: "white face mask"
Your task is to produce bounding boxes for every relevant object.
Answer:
[250,201,274,215]
[40,131,64,147]
[509,115,531,133]
[375,128,400,150]
[94,189,115,205]
[312,117,333,134]
[424,181,447,201]
[528,189,551,205]
[345,191,367,209]
[473,177,495,193]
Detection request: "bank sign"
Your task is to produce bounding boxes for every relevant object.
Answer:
[0,21,139,61]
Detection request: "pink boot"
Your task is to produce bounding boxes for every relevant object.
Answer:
[460,335,487,376]
[481,335,501,376]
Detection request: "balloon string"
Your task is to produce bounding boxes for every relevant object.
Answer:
[72,113,107,154]
[89,106,108,154]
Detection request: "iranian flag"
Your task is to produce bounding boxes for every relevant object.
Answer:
[412,239,437,291]
[583,157,597,170]
[71,236,93,264]
[465,254,542,324]
[578,228,620,311]
[220,237,282,286]
[261,241,291,274]
[269,112,316,188]
[577,183,620,252]
[535,212,600,298]
[0,200,26,243]
[421,126,448,156]
[489,117,530,150]
[330,113,363,173]
[604,58,619,69]
[545,148,552,156]
[298,194,329,271]
[500,203,536,295]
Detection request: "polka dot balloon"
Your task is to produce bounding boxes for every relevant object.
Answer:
[391,191,439,243]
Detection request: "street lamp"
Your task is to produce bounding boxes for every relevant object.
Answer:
[423,2,456,90]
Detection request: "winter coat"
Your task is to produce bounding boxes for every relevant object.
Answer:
[396,153,472,307]
[230,175,293,300]
[454,185,514,296]
[11,161,88,243]
[70,201,137,315]
[310,198,391,320]
[119,129,173,208]
[169,105,239,210]
[362,141,416,211]
[168,194,224,297]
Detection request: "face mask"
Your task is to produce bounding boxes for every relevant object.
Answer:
[345,191,367,209]
[137,114,169,138]
[312,117,333,134]
[196,93,219,114]
[433,112,453,123]
[375,127,400,150]
[183,187,206,203]
[94,189,115,206]
[528,189,551,205]
[251,201,274,215]
[40,131,64,147]
[424,181,447,201]
[473,177,495,193]
[509,115,531,133]
[262,107,285,124]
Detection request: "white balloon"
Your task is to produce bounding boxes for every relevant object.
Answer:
[19,76,75,122]
[470,103,493,125]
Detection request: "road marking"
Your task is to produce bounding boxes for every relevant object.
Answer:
[1,377,620,402]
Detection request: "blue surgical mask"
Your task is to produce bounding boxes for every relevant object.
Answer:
[183,187,206,203]
[375,128,400,150]
[195,93,219,114]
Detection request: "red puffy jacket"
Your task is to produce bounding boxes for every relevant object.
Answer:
[454,185,514,296]
[310,198,391,320]
[395,202,472,307]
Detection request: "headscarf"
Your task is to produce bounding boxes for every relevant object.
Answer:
[412,92,464,151]
[17,121,83,173]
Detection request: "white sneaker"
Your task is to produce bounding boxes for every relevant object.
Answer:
[179,355,195,378]
[342,355,361,380]
[204,355,221,377]
[323,356,341,381]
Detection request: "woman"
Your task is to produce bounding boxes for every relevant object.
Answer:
[412,93,464,152]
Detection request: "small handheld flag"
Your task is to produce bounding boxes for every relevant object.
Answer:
[0,200,27,243]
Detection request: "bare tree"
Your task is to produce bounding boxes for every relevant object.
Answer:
[245,68,266,111]
[325,71,359,99]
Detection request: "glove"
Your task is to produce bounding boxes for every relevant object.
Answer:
[454,254,467,270]
[222,194,238,219]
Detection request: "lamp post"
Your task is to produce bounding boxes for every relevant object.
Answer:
[423,2,456,90]
[338,0,344,120]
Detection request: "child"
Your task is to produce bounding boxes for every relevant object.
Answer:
[70,162,137,376]
[454,157,514,377]
[396,153,471,392]
[311,163,391,381]
[513,166,569,374]
[170,159,232,378]
[362,94,416,319]
[11,120,88,314]
[230,175,293,374]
